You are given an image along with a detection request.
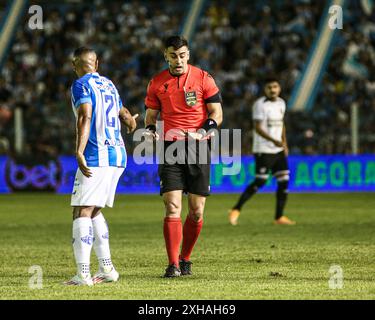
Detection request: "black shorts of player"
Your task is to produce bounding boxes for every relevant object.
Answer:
[158,140,211,196]
[254,151,289,178]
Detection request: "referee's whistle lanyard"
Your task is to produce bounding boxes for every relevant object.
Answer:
[181,66,204,138]
[182,65,191,96]
[170,66,197,138]
[182,66,193,137]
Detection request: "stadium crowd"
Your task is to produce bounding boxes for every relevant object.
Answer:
[0,0,374,158]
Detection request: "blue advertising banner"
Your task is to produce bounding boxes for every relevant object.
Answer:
[211,155,375,193]
[0,156,9,193]
[0,155,374,193]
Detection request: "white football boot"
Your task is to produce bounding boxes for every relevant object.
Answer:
[64,273,93,286]
[92,267,119,284]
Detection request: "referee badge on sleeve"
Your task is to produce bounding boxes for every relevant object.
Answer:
[185,90,197,107]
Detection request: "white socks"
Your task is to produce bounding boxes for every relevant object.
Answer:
[72,214,114,276]
[92,213,114,272]
[72,217,93,276]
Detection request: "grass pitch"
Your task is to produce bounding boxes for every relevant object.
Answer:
[0,192,374,300]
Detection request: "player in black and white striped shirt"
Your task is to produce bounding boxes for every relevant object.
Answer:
[229,77,296,225]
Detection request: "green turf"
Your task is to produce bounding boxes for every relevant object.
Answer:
[0,193,374,300]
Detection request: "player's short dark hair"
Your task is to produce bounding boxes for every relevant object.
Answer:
[73,46,96,58]
[263,76,280,86]
[164,36,188,50]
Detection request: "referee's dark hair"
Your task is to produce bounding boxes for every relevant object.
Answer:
[164,35,189,50]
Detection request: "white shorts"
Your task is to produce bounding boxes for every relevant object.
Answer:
[71,167,125,208]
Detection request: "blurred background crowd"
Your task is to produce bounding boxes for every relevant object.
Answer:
[0,0,374,159]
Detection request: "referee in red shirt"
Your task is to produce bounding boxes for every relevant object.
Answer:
[144,36,223,277]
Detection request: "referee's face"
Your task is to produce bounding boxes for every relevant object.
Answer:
[164,46,190,76]
[264,81,281,101]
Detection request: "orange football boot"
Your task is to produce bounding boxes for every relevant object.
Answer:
[228,209,240,226]
[273,216,296,225]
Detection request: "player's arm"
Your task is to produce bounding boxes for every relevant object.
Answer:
[282,123,288,156]
[76,103,92,177]
[254,120,283,148]
[119,107,138,133]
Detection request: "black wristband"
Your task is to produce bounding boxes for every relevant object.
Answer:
[145,124,156,133]
[201,118,218,132]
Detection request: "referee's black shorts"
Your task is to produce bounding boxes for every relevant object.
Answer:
[158,140,211,197]
[254,151,289,179]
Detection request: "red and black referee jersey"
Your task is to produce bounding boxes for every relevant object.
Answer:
[145,64,221,141]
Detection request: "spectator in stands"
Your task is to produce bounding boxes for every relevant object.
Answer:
[1,0,374,155]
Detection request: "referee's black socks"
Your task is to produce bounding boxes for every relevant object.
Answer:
[275,179,289,219]
[233,178,266,210]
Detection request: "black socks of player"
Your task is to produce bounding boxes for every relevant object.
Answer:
[275,180,289,219]
[233,178,267,211]
[233,177,289,219]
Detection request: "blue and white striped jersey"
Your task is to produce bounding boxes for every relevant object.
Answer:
[71,72,127,168]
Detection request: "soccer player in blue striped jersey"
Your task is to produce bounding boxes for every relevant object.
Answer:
[65,47,138,286]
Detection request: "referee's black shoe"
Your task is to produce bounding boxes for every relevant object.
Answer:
[164,264,181,278]
[179,259,193,276]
